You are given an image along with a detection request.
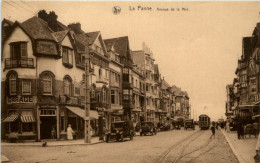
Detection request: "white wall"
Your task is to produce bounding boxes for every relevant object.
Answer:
[2,26,36,80]
[38,35,84,83]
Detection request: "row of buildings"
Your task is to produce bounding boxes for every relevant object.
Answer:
[225,22,260,124]
[1,10,190,141]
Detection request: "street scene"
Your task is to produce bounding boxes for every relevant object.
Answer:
[1,1,260,163]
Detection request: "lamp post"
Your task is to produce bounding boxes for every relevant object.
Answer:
[84,50,91,143]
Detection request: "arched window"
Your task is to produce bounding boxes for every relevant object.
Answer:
[64,77,72,96]
[9,73,17,95]
[42,74,52,95]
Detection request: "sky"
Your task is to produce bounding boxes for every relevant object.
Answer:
[2,1,260,121]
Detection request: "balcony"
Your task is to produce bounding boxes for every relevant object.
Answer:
[5,58,34,69]
[96,76,108,84]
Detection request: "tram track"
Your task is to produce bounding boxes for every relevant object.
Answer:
[157,129,204,163]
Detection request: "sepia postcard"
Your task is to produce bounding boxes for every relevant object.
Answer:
[1,1,260,163]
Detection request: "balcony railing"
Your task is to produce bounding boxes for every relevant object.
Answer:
[5,58,34,69]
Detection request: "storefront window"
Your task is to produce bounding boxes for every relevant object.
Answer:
[22,123,33,132]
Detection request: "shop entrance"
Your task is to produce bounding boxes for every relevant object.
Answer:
[40,116,56,139]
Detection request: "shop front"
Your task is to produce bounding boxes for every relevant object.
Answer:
[2,96,37,141]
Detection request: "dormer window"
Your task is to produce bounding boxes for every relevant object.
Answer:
[62,46,73,68]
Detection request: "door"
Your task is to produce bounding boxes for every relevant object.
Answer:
[40,116,56,139]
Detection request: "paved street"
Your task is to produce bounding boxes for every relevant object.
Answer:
[2,127,238,163]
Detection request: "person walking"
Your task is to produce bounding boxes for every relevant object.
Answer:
[51,127,56,140]
[67,124,74,140]
[237,121,244,139]
[210,123,215,139]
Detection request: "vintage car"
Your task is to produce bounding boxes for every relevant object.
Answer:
[106,120,134,142]
[184,119,195,130]
[140,121,157,136]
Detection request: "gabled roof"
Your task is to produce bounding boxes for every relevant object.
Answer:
[52,30,69,42]
[74,33,89,53]
[104,36,130,58]
[86,31,100,45]
[2,19,14,42]
[3,18,14,26]
[21,16,56,41]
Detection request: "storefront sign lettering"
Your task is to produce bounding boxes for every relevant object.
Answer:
[7,96,34,104]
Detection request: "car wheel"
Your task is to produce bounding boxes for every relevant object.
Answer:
[120,134,124,142]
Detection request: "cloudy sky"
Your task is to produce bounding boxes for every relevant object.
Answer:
[2,1,260,121]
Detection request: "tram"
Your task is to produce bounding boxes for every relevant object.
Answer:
[199,114,211,130]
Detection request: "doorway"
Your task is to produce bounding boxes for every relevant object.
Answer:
[40,116,56,139]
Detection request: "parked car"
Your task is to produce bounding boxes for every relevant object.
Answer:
[140,121,157,136]
[106,120,134,142]
[184,119,195,130]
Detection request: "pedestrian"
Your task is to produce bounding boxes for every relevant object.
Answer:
[67,124,74,140]
[210,123,215,139]
[237,122,244,139]
[51,127,56,139]
[216,123,219,130]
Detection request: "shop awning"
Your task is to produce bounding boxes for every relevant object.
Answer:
[3,113,18,122]
[21,111,35,123]
[66,106,99,120]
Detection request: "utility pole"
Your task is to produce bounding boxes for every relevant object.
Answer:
[85,51,91,143]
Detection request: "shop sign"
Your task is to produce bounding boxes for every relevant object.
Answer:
[7,96,35,104]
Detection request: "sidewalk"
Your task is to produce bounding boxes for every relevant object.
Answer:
[221,129,257,163]
[1,137,103,147]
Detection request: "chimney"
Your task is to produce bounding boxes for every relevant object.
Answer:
[68,23,81,34]
[38,10,48,21]
[48,11,58,32]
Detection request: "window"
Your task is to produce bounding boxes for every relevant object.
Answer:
[91,87,95,98]
[99,68,102,77]
[103,88,107,102]
[123,68,129,74]
[10,42,27,59]
[111,90,115,104]
[9,73,17,95]
[146,84,149,92]
[22,80,31,95]
[64,78,72,96]
[111,90,119,104]
[42,74,52,95]
[123,89,129,100]
[62,47,73,66]
[76,53,85,65]
[123,74,129,82]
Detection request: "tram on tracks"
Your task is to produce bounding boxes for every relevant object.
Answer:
[199,114,211,130]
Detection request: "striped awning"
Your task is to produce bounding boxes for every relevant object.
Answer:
[3,113,18,122]
[21,111,35,123]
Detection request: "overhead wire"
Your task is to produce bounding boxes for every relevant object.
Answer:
[10,1,36,15]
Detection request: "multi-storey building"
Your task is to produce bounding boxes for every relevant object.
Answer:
[226,23,260,123]
[85,31,110,137]
[104,36,134,120]
[1,11,98,141]
[104,39,124,123]
[1,11,191,141]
